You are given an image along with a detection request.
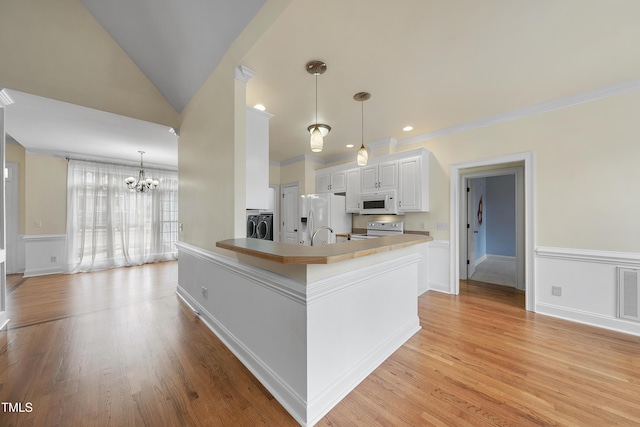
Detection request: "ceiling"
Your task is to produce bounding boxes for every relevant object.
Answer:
[4,0,640,166]
[3,89,178,169]
[79,0,266,113]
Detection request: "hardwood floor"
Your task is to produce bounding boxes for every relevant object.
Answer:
[2,265,640,426]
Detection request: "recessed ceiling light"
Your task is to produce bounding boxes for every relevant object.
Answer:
[403,125,413,132]
[346,144,354,148]
[253,104,266,111]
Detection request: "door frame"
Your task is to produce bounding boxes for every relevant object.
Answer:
[466,179,477,278]
[269,184,280,242]
[450,152,535,311]
[5,162,19,273]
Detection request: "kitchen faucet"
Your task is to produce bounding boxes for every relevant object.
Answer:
[311,226,333,246]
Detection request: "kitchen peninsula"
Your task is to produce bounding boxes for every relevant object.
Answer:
[176,234,431,426]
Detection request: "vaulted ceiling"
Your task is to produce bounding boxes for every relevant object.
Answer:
[3,0,640,166]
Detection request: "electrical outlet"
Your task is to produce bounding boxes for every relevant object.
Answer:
[420,222,426,230]
[179,223,184,232]
[50,256,57,263]
[552,286,562,297]
[436,222,448,231]
[201,286,208,299]
[35,220,42,228]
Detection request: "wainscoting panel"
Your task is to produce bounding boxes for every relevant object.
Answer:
[535,246,640,337]
[428,240,450,293]
[23,234,66,277]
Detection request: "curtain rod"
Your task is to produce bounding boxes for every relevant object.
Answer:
[65,156,177,173]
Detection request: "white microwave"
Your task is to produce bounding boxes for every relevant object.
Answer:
[359,190,401,215]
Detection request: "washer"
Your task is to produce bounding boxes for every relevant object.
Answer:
[256,214,273,240]
[247,215,259,238]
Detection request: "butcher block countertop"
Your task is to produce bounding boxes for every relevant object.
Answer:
[217,234,432,265]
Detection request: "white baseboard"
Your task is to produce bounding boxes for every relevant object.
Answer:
[474,253,487,267]
[23,266,65,277]
[536,302,640,337]
[0,315,9,331]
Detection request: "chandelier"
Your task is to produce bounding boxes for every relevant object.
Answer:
[125,151,159,193]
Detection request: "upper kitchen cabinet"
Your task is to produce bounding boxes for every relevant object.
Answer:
[246,106,273,209]
[361,160,398,193]
[345,168,361,213]
[398,152,430,212]
[315,168,347,193]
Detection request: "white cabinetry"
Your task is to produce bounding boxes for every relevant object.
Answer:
[246,106,273,209]
[398,155,429,212]
[316,172,330,193]
[361,161,398,193]
[314,148,430,212]
[345,168,361,213]
[316,169,347,193]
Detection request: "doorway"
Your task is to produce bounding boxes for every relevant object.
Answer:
[449,152,535,311]
[466,172,519,288]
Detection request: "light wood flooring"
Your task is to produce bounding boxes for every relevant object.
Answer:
[2,263,640,426]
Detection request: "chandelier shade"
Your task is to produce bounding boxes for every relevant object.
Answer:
[125,151,159,193]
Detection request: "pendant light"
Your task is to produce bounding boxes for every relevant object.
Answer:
[125,151,159,193]
[306,60,331,152]
[354,92,371,166]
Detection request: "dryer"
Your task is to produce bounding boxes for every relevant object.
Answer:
[256,214,273,240]
[247,215,259,238]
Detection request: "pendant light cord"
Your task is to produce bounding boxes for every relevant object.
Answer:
[361,99,364,148]
[315,74,318,125]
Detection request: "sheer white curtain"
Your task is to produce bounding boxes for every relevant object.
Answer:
[65,159,178,273]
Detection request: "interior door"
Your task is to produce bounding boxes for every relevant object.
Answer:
[467,179,476,278]
[281,183,299,244]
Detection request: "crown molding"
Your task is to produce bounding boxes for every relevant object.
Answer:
[369,137,398,150]
[235,65,255,83]
[398,78,640,147]
[0,88,15,106]
[277,154,326,167]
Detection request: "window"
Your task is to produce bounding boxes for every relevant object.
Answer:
[66,160,178,273]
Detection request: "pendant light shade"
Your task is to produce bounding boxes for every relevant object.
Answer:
[357,144,369,166]
[354,92,371,166]
[310,126,323,152]
[306,60,330,152]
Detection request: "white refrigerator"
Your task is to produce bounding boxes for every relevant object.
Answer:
[299,193,352,246]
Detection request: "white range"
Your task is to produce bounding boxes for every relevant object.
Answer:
[350,221,404,240]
